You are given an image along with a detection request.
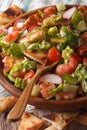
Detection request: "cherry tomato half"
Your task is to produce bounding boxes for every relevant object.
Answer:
[24,70,34,80]
[47,47,61,62]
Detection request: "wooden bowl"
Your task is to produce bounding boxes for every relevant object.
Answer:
[1,71,87,110]
[1,4,87,110]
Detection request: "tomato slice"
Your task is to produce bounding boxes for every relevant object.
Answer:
[47,47,61,62]
[56,63,74,76]
[24,70,34,80]
[28,24,40,32]
[77,45,87,56]
[4,30,19,42]
[69,54,81,69]
[56,54,80,76]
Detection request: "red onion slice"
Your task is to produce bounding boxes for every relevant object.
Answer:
[39,74,62,84]
[63,7,76,19]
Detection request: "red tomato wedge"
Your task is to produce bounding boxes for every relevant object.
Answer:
[77,45,87,56]
[56,54,80,76]
[56,63,74,76]
[24,70,34,80]
[47,47,61,62]
[4,30,19,42]
[69,54,81,69]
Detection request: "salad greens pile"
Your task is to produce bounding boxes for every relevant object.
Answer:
[0,3,87,100]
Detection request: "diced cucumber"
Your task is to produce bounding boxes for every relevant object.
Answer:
[31,84,40,96]
[63,84,79,93]
[56,3,66,12]
[76,21,87,32]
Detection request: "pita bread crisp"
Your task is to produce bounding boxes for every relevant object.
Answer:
[24,50,47,65]
[0,96,17,113]
[18,112,44,130]
[0,5,23,25]
[43,112,78,130]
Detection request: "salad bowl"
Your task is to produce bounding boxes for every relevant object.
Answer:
[0,4,87,110]
[1,70,87,110]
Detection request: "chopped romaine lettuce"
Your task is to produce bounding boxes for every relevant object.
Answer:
[27,43,40,51]
[9,59,36,76]
[74,64,87,82]
[9,43,24,58]
[21,59,36,72]
[0,34,9,54]
[71,11,83,27]
[60,26,71,37]
[74,64,87,93]
[62,74,78,84]
[56,26,79,51]
[65,31,79,48]
[82,73,87,93]
[39,40,51,50]
[62,46,74,63]
[27,40,51,51]
[48,26,58,36]
[41,13,62,28]
[14,77,26,90]
[5,73,15,82]
[9,63,21,75]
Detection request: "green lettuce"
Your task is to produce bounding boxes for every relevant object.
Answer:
[71,11,83,27]
[74,64,87,93]
[14,78,26,90]
[62,46,74,63]
[9,59,36,76]
[9,43,24,58]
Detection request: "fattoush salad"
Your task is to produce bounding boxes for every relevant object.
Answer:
[0,3,87,100]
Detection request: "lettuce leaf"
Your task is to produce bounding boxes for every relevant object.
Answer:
[9,43,24,58]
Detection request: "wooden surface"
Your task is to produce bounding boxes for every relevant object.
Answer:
[0,107,87,130]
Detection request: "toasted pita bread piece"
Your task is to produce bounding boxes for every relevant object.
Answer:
[44,125,57,130]
[0,5,23,25]
[43,112,78,130]
[18,112,44,130]
[0,96,17,113]
[24,50,47,65]
[22,13,42,29]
